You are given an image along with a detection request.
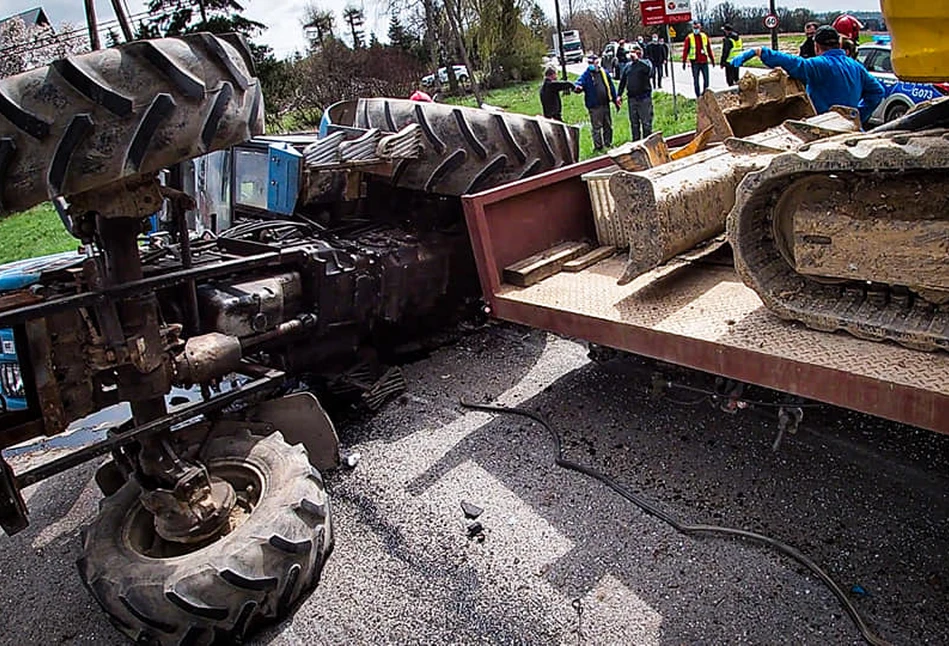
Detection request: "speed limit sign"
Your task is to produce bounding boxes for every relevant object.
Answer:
[763,13,779,29]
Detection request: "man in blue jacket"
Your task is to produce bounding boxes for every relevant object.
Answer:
[574,54,621,152]
[731,25,883,126]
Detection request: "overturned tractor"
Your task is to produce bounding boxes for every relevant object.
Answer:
[0,34,578,644]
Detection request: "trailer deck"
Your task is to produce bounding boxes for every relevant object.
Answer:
[462,156,949,434]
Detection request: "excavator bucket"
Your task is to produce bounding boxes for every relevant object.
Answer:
[697,68,816,142]
[607,109,862,285]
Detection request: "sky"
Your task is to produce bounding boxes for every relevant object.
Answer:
[2,0,882,59]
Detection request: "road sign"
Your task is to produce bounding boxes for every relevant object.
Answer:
[640,0,692,27]
[669,26,676,37]
[640,0,667,26]
[763,13,779,30]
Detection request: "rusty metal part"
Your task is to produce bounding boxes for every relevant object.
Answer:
[69,176,164,220]
[609,111,861,285]
[697,68,816,142]
[139,467,237,544]
[729,128,949,352]
[174,332,242,384]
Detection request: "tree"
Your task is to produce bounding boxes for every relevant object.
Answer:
[388,15,418,52]
[527,2,550,42]
[0,18,88,78]
[303,5,335,49]
[136,0,265,39]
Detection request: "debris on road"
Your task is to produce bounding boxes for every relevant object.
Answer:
[461,500,483,519]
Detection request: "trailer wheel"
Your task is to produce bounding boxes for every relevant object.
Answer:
[0,32,263,217]
[355,98,580,196]
[77,430,333,646]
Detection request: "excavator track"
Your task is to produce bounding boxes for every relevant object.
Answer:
[729,128,949,352]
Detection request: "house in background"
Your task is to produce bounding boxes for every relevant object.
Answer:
[0,7,51,31]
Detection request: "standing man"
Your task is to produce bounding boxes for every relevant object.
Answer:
[613,39,629,79]
[731,25,884,127]
[799,21,818,58]
[539,66,575,121]
[618,43,654,141]
[682,20,715,98]
[574,55,621,152]
[645,33,667,89]
[721,24,743,86]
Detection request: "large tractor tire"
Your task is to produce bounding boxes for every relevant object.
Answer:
[78,430,333,646]
[355,98,580,196]
[0,32,263,218]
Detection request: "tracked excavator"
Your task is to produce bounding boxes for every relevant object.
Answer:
[727,1,949,352]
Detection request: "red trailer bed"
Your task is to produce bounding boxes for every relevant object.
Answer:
[462,155,949,434]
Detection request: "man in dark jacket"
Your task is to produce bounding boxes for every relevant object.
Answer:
[799,22,818,58]
[539,66,575,121]
[617,44,653,141]
[644,33,667,88]
[574,54,621,152]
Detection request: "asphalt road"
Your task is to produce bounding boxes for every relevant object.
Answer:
[1,323,948,645]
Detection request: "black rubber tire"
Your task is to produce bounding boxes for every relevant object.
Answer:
[0,32,264,217]
[354,98,580,196]
[77,430,333,646]
[884,101,909,123]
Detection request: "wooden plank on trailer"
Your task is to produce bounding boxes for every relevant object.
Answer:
[503,241,589,287]
[563,246,616,272]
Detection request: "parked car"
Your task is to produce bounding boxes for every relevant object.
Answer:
[421,65,470,87]
[858,37,949,125]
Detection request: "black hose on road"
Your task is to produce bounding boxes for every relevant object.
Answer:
[460,400,891,646]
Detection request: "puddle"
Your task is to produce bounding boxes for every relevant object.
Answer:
[2,385,206,459]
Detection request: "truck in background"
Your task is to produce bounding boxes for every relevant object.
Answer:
[553,29,584,64]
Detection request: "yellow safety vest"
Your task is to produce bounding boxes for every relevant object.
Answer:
[686,32,710,60]
[727,36,744,63]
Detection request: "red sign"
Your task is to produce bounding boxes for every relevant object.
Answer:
[640,0,692,27]
[640,0,667,26]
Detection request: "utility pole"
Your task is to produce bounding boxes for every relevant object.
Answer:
[554,0,567,79]
[109,0,133,42]
[83,0,101,50]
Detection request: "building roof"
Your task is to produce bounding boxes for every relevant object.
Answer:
[0,7,50,30]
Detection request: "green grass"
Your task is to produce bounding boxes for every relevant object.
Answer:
[0,203,78,265]
[445,78,697,160]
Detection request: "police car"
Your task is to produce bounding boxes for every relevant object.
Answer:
[858,36,949,125]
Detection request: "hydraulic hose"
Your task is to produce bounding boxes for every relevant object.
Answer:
[460,400,891,646]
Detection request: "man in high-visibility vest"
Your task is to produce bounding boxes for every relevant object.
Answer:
[721,24,743,86]
[681,20,716,97]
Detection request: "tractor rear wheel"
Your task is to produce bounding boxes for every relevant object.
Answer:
[355,97,580,196]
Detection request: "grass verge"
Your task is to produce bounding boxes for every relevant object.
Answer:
[0,203,78,265]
